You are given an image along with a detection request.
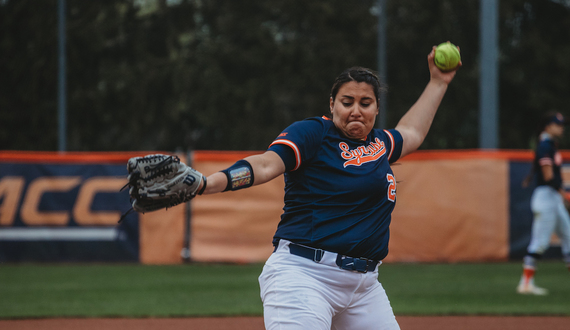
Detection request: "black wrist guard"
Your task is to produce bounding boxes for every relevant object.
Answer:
[221,160,254,191]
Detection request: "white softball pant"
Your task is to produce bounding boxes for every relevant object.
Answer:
[528,186,570,257]
[258,239,400,330]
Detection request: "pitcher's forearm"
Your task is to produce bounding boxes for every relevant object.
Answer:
[396,79,449,156]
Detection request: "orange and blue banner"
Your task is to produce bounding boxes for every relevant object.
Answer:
[0,152,139,262]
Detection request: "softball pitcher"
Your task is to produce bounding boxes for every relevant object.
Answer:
[183,46,460,330]
[517,112,570,295]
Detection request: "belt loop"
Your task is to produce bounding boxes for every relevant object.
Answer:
[272,239,280,253]
[314,248,324,262]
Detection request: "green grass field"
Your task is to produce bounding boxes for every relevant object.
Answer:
[1,261,569,318]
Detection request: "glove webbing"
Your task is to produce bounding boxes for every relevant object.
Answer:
[140,156,179,182]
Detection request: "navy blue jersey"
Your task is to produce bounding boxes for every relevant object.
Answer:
[534,132,563,189]
[267,116,403,261]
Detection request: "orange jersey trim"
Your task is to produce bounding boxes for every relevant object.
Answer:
[539,157,553,166]
[383,129,395,162]
[269,139,301,171]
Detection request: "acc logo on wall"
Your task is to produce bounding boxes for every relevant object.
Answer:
[0,158,138,262]
[0,175,128,227]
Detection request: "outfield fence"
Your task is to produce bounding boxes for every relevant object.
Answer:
[0,150,566,264]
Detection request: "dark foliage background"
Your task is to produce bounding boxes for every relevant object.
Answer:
[1,0,570,151]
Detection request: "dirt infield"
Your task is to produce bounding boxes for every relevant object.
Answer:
[2,316,569,330]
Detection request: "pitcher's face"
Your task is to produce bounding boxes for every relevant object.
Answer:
[330,81,378,140]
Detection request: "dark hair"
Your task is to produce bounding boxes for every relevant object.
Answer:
[330,67,386,109]
[539,110,564,133]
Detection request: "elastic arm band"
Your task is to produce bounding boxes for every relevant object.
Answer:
[268,143,297,172]
[221,160,254,192]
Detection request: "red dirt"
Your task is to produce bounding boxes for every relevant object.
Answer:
[1,316,569,330]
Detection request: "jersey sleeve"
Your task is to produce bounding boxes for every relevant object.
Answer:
[382,129,403,163]
[267,117,325,171]
[536,141,555,166]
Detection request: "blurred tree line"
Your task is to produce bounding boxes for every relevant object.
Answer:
[1,0,570,151]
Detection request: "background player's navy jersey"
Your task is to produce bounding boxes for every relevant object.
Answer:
[534,132,563,190]
[268,116,403,261]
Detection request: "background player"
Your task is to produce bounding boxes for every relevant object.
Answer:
[517,112,570,295]
[193,46,459,329]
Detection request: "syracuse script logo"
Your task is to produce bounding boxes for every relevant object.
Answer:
[338,138,386,167]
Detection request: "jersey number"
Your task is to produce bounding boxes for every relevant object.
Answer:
[387,174,396,202]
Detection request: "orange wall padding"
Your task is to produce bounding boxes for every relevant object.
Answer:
[0,150,541,264]
[140,206,186,264]
[190,154,283,263]
[141,150,280,264]
[387,158,509,262]
[189,150,514,263]
[399,149,533,161]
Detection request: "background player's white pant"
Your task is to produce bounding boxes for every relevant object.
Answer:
[259,239,400,330]
[528,186,570,256]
